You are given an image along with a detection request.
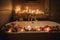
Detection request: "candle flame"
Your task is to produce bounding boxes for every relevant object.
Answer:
[15,6,44,14]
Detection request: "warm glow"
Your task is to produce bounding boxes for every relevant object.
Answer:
[15,6,44,14]
[8,28,12,33]
[36,28,41,31]
[31,10,36,14]
[15,6,21,14]
[19,28,25,32]
[17,27,25,32]
[36,9,44,14]
[26,26,32,31]
[44,27,51,32]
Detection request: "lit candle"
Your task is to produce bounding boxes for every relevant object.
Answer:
[31,10,35,14]
[15,6,21,13]
[36,9,40,14]
[25,6,29,13]
[29,9,32,13]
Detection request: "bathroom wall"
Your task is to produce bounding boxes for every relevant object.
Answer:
[49,0,60,23]
[0,0,12,27]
